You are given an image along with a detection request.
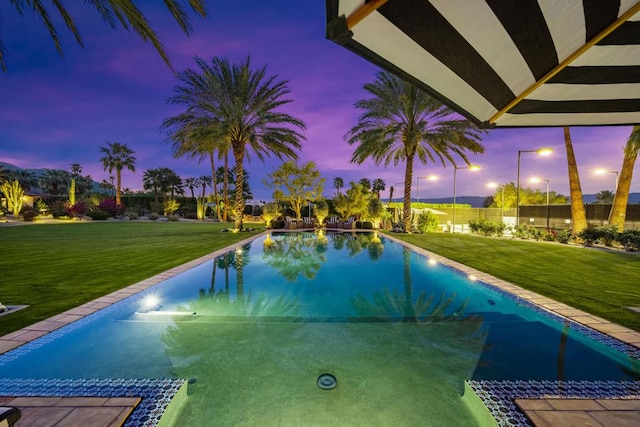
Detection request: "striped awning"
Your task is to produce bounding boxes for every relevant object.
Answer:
[326,0,640,128]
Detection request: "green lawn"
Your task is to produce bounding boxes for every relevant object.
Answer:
[0,221,263,336]
[391,232,640,332]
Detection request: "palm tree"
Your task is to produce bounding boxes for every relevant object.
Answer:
[197,175,212,199]
[333,177,344,196]
[608,126,640,229]
[186,56,306,230]
[372,178,385,199]
[11,170,37,192]
[99,142,136,207]
[69,163,82,205]
[563,127,588,233]
[347,71,485,232]
[143,168,162,207]
[2,1,207,72]
[184,177,197,200]
[595,190,615,204]
[41,169,69,196]
[0,165,10,182]
[359,178,371,190]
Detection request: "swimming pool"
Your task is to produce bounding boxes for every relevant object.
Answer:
[1,231,638,426]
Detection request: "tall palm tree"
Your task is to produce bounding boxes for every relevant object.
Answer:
[608,126,640,229]
[359,177,371,191]
[99,142,136,206]
[372,178,386,199]
[2,1,207,72]
[563,127,587,233]
[333,177,344,196]
[197,175,212,199]
[69,163,82,205]
[347,71,485,232]
[187,56,306,230]
[162,68,234,222]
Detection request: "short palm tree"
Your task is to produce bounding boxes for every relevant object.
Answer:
[609,126,640,229]
[2,0,207,72]
[347,71,485,232]
[99,142,136,207]
[184,177,197,200]
[186,56,306,229]
[372,178,385,199]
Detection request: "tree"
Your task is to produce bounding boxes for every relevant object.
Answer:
[11,170,37,192]
[333,177,344,197]
[359,178,371,190]
[1,1,208,72]
[563,127,587,233]
[183,56,306,229]
[347,71,485,232]
[143,168,163,207]
[69,163,82,205]
[595,190,615,204]
[0,180,24,214]
[388,185,394,204]
[264,161,325,219]
[184,177,198,200]
[99,142,136,207]
[608,126,640,229]
[372,178,385,199]
[333,182,370,220]
[40,169,69,196]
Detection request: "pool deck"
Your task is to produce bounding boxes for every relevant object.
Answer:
[1,229,639,426]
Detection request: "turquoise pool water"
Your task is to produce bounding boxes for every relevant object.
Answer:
[1,232,638,426]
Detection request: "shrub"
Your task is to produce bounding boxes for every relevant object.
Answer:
[35,199,49,214]
[542,229,556,242]
[271,219,285,229]
[149,213,160,221]
[362,221,373,229]
[597,224,618,247]
[22,207,37,221]
[469,218,505,237]
[555,228,573,244]
[168,215,179,222]
[124,211,138,220]
[87,209,111,220]
[578,227,600,247]
[417,211,439,233]
[67,201,88,218]
[98,198,123,217]
[164,199,180,216]
[49,200,69,218]
[617,230,640,251]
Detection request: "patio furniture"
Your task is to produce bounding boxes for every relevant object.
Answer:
[326,216,339,228]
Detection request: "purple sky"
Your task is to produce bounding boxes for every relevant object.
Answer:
[1,1,637,202]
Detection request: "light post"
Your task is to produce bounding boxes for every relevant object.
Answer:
[416,175,438,204]
[487,182,504,219]
[516,148,553,226]
[452,165,480,233]
[595,168,619,192]
[530,177,550,229]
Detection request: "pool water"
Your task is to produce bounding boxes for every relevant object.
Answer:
[1,232,638,426]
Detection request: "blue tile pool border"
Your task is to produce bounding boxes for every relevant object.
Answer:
[1,377,186,426]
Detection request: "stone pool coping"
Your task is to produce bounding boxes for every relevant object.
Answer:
[1,230,639,426]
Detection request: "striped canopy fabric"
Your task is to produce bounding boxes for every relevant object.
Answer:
[326,0,640,128]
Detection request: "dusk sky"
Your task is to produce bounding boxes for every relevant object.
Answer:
[1,1,637,202]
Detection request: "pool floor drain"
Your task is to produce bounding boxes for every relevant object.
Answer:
[317,373,337,390]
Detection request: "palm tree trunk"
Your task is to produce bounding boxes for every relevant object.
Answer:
[403,155,414,232]
[402,248,416,322]
[232,142,245,230]
[224,152,230,222]
[563,127,587,233]
[210,152,223,222]
[116,169,122,206]
[608,126,640,229]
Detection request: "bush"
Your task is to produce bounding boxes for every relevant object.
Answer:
[597,224,618,247]
[168,215,179,222]
[555,228,573,244]
[124,211,138,220]
[98,198,124,217]
[22,207,37,221]
[578,227,600,247]
[362,221,373,229]
[35,199,49,214]
[469,218,505,237]
[49,200,69,218]
[617,230,640,251]
[68,201,88,218]
[149,213,160,221]
[271,219,285,229]
[417,211,439,233]
[87,210,111,220]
